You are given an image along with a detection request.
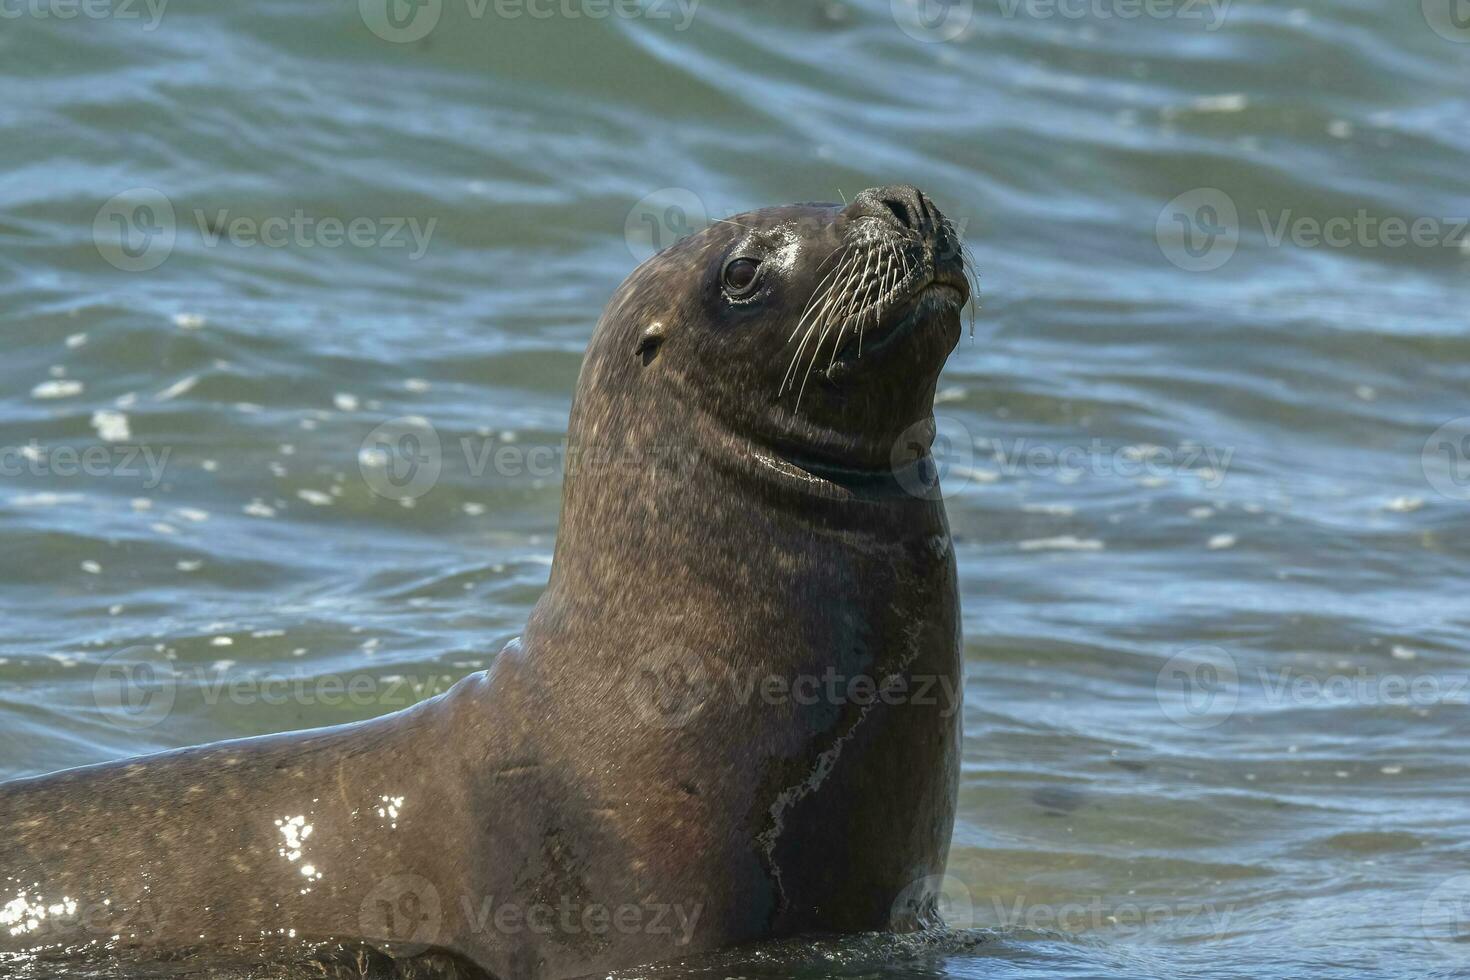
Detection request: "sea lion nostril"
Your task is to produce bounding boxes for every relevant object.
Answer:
[846,184,939,239]
[880,196,916,230]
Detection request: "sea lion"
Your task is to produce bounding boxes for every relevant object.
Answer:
[0,184,970,979]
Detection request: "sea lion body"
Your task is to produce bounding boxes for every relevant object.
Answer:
[0,186,970,979]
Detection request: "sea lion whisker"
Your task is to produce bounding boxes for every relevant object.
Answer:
[958,240,981,337]
[816,250,874,377]
[783,253,859,393]
[810,241,852,280]
[862,242,900,333]
[838,248,886,369]
[784,269,855,396]
[795,266,859,403]
[796,259,865,405]
[789,250,856,344]
[800,253,861,348]
[858,252,889,358]
[861,245,902,358]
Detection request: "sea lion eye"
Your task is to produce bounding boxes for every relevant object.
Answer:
[722,258,761,296]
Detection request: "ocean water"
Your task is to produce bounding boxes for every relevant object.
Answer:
[2,0,1469,977]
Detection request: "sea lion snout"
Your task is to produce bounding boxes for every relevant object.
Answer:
[843,184,942,239]
[842,184,962,263]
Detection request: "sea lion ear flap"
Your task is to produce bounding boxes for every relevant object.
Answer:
[634,321,667,364]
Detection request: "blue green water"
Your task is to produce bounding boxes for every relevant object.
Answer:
[3,1,1470,977]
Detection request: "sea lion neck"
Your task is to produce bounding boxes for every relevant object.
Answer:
[528,385,951,669]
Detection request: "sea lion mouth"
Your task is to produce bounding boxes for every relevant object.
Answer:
[829,273,968,365]
[779,230,973,404]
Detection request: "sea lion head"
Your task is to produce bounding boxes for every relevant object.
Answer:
[577,185,972,479]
